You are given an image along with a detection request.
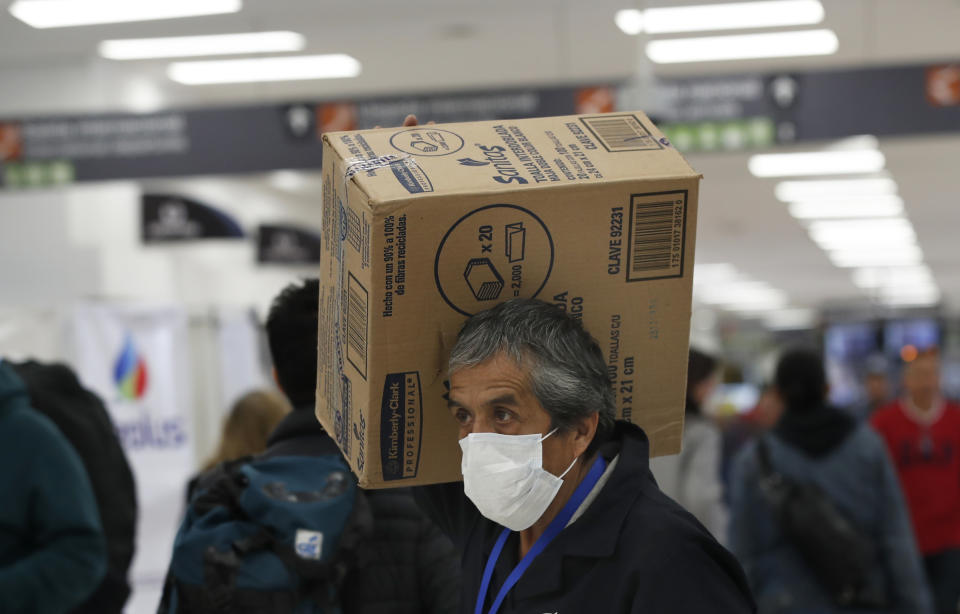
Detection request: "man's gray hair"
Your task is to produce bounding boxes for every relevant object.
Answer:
[449,298,616,451]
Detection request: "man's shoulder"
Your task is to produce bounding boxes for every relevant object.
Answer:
[614,484,753,605]
[618,477,719,557]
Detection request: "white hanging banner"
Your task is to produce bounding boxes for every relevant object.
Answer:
[217,306,271,413]
[69,303,194,611]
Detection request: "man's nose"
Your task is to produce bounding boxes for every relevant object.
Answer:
[471,414,497,434]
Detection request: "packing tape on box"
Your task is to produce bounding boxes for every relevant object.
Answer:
[344,153,414,180]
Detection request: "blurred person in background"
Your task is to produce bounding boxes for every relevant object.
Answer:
[9,360,137,614]
[872,349,960,614]
[852,355,892,420]
[721,383,785,505]
[260,278,459,613]
[730,349,932,614]
[186,388,291,500]
[161,278,461,613]
[651,348,728,543]
[0,359,107,613]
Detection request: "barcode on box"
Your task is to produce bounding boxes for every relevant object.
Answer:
[346,273,368,379]
[347,207,362,253]
[626,191,687,282]
[580,114,662,152]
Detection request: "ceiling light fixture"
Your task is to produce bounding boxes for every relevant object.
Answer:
[615,9,645,35]
[616,1,823,35]
[828,247,924,268]
[775,177,898,202]
[763,308,817,330]
[693,263,740,286]
[100,31,304,60]
[851,265,934,290]
[787,196,904,220]
[646,29,838,64]
[749,148,885,177]
[168,54,361,85]
[9,0,241,28]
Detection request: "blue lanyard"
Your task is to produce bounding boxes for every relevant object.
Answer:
[474,455,608,614]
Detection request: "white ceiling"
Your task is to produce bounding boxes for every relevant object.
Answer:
[2,0,960,115]
[688,133,960,316]
[0,0,959,318]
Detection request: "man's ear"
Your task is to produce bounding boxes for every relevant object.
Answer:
[572,412,599,458]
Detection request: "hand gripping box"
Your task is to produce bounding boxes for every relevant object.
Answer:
[317,112,700,488]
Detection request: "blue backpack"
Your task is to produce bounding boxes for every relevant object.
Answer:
[165,454,368,614]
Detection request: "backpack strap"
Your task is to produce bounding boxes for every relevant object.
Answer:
[755,438,774,478]
[202,542,244,614]
[755,437,789,507]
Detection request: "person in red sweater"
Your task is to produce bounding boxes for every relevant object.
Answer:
[872,349,960,614]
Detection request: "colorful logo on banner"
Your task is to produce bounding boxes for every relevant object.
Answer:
[114,334,148,401]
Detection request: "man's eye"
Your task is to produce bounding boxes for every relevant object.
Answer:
[494,409,513,423]
[454,409,472,425]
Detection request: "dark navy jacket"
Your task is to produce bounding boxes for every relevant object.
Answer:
[415,421,756,614]
[0,360,107,614]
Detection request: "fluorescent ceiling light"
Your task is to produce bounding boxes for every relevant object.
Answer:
[100,31,304,60]
[808,218,914,240]
[269,170,308,192]
[879,288,941,306]
[724,297,791,313]
[829,247,924,267]
[616,1,823,35]
[168,54,361,85]
[788,196,904,220]
[775,177,898,202]
[693,263,740,286]
[700,284,787,307]
[749,149,885,177]
[814,235,917,252]
[646,29,838,64]
[809,219,916,249]
[852,265,934,290]
[615,9,645,35]
[9,0,240,28]
[763,308,817,330]
[651,1,823,34]
[881,295,940,307]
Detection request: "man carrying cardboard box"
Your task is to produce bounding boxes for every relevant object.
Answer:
[414,298,755,614]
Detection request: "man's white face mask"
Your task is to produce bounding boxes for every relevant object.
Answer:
[459,428,578,531]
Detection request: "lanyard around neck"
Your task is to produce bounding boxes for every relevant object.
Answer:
[474,454,609,614]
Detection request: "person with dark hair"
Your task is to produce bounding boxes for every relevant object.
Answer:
[651,348,728,542]
[162,278,461,613]
[0,359,107,613]
[872,350,960,614]
[264,278,460,613]
[414,298,755,614]
[730,349,932,613]
[265,280,324,409]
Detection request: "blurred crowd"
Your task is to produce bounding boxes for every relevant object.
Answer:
[1,280,958,613]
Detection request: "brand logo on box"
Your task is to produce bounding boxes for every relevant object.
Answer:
[435,205,554,316]
[468,145,529,185]
[389,128,464,156]
[380,372,422,481]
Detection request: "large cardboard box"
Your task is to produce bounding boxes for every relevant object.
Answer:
[317,112,700,488]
